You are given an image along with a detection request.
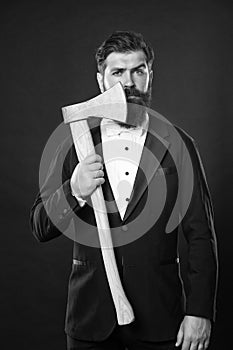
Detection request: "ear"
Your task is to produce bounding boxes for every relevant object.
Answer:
[96,72,104,93]
[149,69,153,83]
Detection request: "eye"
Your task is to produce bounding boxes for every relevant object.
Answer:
[112,71,122,77]
[135,69,145,76]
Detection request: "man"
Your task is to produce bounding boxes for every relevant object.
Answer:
[30,31,218,350]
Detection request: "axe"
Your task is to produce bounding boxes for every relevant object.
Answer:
[62,82,135,325]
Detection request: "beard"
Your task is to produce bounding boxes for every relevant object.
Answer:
[103,82,152,129]
[124,85,152,108]
[123,85,152,128]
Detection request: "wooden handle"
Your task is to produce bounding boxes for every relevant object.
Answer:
[69,120,135,325]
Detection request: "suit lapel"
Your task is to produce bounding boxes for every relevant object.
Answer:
[123,114,170,222]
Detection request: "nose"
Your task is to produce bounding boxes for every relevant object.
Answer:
[123,72,135,88]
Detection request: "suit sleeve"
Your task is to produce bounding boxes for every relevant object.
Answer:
[179,134,218,321]
[30,139,84,242]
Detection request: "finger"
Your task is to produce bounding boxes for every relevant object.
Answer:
[93,170,104,179]
[95,178,105,186]
[85,154,102,164]
[176,327,184,347]
[204,339,210,349]
[190,341,198,350]
[181,339,191,350]
[88,162,103,171]
[197,343,205,350]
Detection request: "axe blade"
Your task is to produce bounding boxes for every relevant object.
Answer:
[62,82,127,124]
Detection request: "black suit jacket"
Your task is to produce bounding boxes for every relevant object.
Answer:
[30,113,218,341]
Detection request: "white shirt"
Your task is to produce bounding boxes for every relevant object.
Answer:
[101,116,148,220]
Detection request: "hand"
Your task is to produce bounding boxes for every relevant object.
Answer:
[176,315,211,350]
[70,154,105,199]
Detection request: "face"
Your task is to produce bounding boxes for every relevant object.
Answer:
[97,50,153,110]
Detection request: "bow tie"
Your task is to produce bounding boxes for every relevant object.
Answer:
[105,124,143,137]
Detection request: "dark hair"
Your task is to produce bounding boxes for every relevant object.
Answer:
[95,30,154,73]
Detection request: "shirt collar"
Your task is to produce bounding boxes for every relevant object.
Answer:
[101,113,149,137]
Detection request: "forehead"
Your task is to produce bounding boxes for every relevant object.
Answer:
[105,50,147,70]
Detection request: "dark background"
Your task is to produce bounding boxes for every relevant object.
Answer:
[1,0,232,349]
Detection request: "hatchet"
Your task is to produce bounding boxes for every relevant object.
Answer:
[62,82,135,325]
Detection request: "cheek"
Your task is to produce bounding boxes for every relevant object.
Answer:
[103,75,119,90]
[134,75,150,92]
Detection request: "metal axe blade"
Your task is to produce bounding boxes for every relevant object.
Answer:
[62,82,127,125]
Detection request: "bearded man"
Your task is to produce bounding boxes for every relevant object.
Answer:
[30,31,218,350]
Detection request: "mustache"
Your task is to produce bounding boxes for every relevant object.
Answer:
[124,87,152,106]
[124,87,145,99]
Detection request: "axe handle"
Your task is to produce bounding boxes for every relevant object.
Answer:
[69,120,134,325]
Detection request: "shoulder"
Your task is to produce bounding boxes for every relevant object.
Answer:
[173,124,195,145]
[172,124,199,158]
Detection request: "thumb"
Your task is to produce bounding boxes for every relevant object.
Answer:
[175,323,184,347]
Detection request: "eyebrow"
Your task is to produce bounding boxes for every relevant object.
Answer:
[110,63,147,72]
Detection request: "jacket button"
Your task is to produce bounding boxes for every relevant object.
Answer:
[121,225,128,232]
